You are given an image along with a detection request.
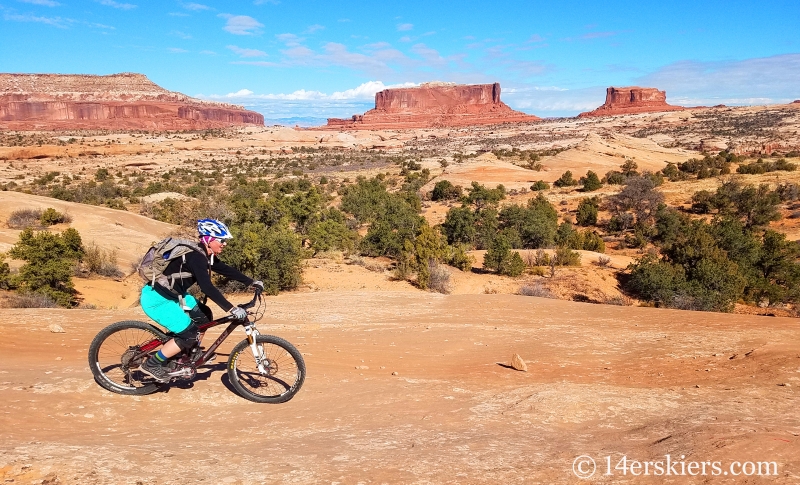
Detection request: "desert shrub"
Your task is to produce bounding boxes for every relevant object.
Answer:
[441,206,477,245]
[447,243,475,272]
[691,190,715,214]
[604,170,627,185]
[607,212,634,233]
[597,255,612,267]
[581,230,606,252]
[8,227,84,307]
[607,176,664,225]
[553,246,581,266]
[555,221,577,248]
[222,221,304,295]
[530,180,550,191]
[0,253,10,289]
[518,282,555,298]
[576,197,599,226]
[534,249,551,266]
[465,182,506,208]
[359,194,425,258]
[83,242,124,278]
[340,177,391,224]
[2,292,59,308]
[7,208,42,229]
[474,207,499,250]
[553,170,578,188]
[431,180,462,201]
[776,183,799,202]
[307,208,358,253]
[428,261,453,294]
[401,224,449,289]
[661,162,691,182]
[39,207,70,226]
[737,158,797,174]
[484,236,526,276]
[621,160,639,177]
[498,194,559,249]
[580,170,602,192]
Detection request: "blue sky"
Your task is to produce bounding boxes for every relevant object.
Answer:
[1,0,799,122]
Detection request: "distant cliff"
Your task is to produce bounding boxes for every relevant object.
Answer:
[579,86,684,117]
[326,82,539,129]
[0,73,263,130]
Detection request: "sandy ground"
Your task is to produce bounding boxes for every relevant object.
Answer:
[1,292,799,484]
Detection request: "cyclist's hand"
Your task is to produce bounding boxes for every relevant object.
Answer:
[252,280,264,294]
[230,306,247,320]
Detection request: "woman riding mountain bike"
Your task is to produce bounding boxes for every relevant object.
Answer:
[138,218,263,383]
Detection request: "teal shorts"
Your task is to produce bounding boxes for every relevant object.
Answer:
[140,285,197,333]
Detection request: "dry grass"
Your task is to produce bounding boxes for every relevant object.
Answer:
[2,292,58,308]
[428,262,453,294]
[518,282,557,299]
[7,208,42,229]
[83,242,124,278]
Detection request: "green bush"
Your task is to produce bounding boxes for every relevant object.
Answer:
[483,235,525,276]
[465,182,506,208]
[441,206,477,245]
[553,246,581,266]
[530,180,550,191]
[0,253,11,289]
[580,170,602,191]
[447,243,475,272]
[222,222,305,295]
[431,180,462,201]
[39,208,70,226]
[8,227,84,307]
[553,170,578,188]
[498,194,558,249]
[307,209,358,253]
[576,197,599,226]
[359,194,424,258]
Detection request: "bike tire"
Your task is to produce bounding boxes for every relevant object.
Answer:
[88,320,168,395]
[227,335,306,403]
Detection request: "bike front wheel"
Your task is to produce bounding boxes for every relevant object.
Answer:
[227,335,306,403]
[88,320,168,395]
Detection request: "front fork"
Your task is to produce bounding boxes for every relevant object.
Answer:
[243,324,268,374]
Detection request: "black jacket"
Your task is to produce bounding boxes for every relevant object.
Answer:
[154,250,253,312]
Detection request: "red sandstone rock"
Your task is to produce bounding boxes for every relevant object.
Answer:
[0,73,263,130]
[325,82,539,129]
[579,86,684,118]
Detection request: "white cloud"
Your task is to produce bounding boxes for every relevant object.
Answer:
[202,80,419,103]
[181,2,210,11]
[168,47,188,53]
[3,12,71,27]
[171,30,192,39]
[227,44,267,57]
[18,0,60,6]
[639,53,800,105]
[96,0,136,10]
[218,14,263,35]
[304,24,324,34]
[397,23,413,31]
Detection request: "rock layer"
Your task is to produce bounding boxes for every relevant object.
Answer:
[579,86,683,117]
[0,73,263,130]
[325,82,539,129]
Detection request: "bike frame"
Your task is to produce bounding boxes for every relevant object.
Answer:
[139,291,263,368]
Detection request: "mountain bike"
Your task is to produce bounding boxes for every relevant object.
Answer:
[88,289,305,403]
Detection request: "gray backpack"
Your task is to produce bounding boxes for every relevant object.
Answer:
[137,237,205,294]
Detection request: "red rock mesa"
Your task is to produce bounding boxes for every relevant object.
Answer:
[579,86,684,117]
[0,72,263,130]
[325,82,539,129]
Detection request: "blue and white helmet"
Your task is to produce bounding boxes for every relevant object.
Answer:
[197,219,233,240]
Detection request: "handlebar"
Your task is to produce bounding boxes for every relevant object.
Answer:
[238,287,262,311]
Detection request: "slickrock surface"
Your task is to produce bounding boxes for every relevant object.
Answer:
[325,82,539,129]
[0,73,263,130]
[579,86,684,117]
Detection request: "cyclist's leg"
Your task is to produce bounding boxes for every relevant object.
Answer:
[139,286,194,360]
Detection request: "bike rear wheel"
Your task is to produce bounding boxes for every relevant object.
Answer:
[227,335,306,403]
[88,320,168,395]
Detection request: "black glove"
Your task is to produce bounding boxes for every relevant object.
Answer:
[230,306,247,320]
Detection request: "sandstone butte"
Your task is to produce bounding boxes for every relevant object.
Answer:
[324,82,540,130]
[0,72,263,130]
[579,86,684,117]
